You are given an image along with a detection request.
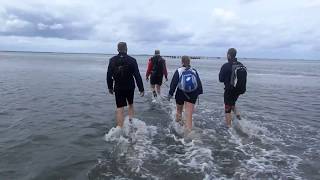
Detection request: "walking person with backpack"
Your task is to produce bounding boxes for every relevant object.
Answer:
[167,56,203,132]
[146,50,168,98]
[219,48,247,128]
[107,42,144,128]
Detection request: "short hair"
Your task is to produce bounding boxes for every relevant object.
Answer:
[155,50,160,55]
[117,42,127,53]
[181,56,190,67]
[227,48,237,58]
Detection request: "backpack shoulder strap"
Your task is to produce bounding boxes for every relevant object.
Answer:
[232,62,242,72]
[152,56,159,64]
[235,63,246,71]
[178,67,186,77]
[235,61,246,68]
[190,68,197,74]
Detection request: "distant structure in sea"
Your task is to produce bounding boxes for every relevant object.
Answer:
[162,55,202,59]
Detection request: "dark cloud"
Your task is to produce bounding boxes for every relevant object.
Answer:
[124,17,193,43]
[0,7,94,40]
[0,7,193,44]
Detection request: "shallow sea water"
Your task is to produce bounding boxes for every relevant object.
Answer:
[0,52,319,180]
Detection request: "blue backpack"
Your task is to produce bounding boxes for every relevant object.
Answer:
[178,67,198,93]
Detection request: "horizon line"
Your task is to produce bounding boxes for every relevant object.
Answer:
[0,50,314,61]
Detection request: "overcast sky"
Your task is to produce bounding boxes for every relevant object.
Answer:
[0,0,319,59]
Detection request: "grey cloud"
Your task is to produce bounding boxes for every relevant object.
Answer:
[261,39,305,50]
[0,0,319,59]
[202,17,319,56]
[205,39,232,48]
[239,0,259,3]
[0,7,94,40]
[124,17,193,43]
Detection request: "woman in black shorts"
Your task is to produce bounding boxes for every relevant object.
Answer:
[167,56,203,132]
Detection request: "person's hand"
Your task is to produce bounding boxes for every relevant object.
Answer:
[108,89,114,95]
[167,94,172,101]
[140,91,144,97]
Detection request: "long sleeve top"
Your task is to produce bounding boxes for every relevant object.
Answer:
[107,53,144,92]
[145,56,168,79]
[169,66,203,97]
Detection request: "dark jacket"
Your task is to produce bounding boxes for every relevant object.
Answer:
[107,53,144,92]
[169,66,203,97]
[219,58,243,90]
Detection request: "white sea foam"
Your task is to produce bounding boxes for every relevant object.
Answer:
[164,132,217,179]
[145,93,217,178]
[104,117,160,179]
[229,117,303,179]
[104,126,122,139]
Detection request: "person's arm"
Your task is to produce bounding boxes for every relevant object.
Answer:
[163,59,168,80]
[219,64,226,83]
[133,59,144,92]
[106,59,114,92]
[196,70,203,94]
[169,70,179,96]
[146,58,152,79]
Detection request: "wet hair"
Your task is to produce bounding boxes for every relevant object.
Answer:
[227,48,237,59]
[117,42,127,53]
[181,56,190,67]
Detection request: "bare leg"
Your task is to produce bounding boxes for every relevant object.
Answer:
[150,84,156,97]
[128,104,134,121]
[176,104,183,122]
[185,102,195,131]
[232,106,241,120]
[150,84,155,92]
[155,85,161,95]
[116,107,125,128]
[225,113,232,128]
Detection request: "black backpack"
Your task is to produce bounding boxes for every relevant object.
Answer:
[230,62,247,95]
[113,55,130,81]
[151,56,164,76]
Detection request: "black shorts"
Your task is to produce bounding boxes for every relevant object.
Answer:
[115,89,134,108]
[224,89,239,106]
[175,89,198,105]
[150,74,163,86]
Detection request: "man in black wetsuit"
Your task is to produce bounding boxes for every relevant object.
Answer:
[219,48,245,128]
[107,42,144,128]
